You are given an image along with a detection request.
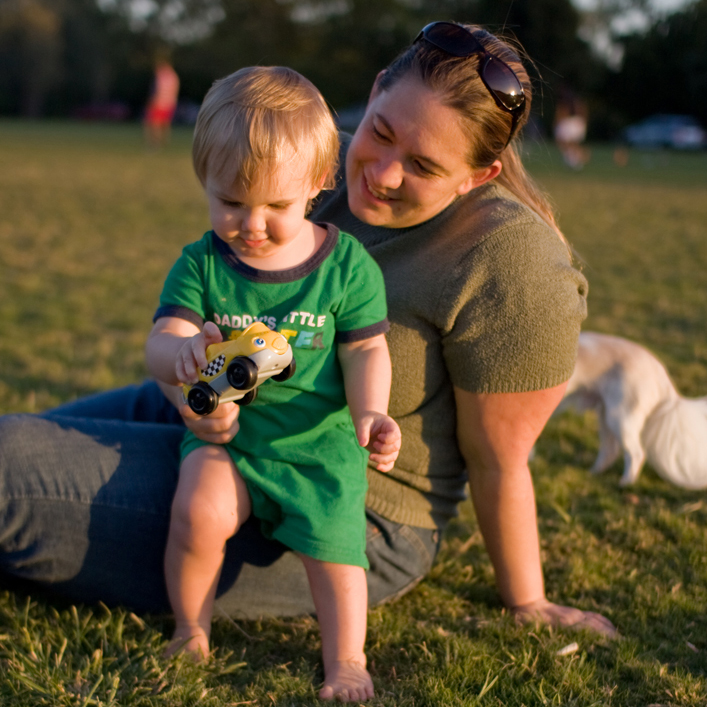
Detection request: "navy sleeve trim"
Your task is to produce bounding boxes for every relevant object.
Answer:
[153,305,204,328]
[335,319,390,344]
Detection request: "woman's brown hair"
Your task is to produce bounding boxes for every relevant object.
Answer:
[378,24,565,244]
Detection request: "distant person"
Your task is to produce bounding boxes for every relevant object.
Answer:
[146,66,401,701]
[144,59,180,148]
[554,89,589,170]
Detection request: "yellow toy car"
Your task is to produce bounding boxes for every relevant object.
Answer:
[182,322,295,415]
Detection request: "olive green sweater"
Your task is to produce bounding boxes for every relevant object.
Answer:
[313,151,588,530]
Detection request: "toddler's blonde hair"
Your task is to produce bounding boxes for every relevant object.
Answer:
[192,66,338,190]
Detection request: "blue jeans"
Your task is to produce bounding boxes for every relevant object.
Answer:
[0,382,441,617]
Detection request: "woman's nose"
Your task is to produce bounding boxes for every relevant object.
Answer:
[371,157,403,190]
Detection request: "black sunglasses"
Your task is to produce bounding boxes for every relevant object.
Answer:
[415,22,526,148]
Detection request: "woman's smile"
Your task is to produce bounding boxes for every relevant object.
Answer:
[363,174,395,202]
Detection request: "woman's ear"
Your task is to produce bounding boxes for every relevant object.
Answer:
[455,160,503,196]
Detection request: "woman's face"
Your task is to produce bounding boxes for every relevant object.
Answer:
[346,77,485,229]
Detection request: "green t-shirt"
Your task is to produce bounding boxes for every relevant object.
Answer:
[156,224,389,566]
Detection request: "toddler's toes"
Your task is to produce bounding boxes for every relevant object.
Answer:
[319,660,373,702]
[318,684,335,701]
[164,625,210,661]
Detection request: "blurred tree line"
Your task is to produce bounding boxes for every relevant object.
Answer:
[0,0,705,138]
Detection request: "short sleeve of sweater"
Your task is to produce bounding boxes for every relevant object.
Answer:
[441,217,588,394]
[154,235,209,328]
[334,235,389,343]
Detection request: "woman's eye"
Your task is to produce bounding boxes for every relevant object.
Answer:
[413,160,434,176]
[372,124,389,142]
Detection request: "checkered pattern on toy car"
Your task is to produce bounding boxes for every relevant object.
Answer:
[202,354,226,378]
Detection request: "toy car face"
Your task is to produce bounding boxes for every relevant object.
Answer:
[182,321,295,415]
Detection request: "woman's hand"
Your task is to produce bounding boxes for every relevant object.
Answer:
[356,413,401,472]
[512,598,618,638]
[179,399,241,445]
[155,379,241,444]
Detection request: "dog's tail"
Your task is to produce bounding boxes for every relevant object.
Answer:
[642,395,707,489]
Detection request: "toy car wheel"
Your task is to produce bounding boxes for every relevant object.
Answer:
[272,356,296,382]
[239,388,258,406]
[187,382,219,416]
[227,356,259,390]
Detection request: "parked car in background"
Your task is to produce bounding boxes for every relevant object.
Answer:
[623,114,706,150]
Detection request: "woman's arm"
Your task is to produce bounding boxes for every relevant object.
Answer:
[454,384,617,637]
[338,334,401,472]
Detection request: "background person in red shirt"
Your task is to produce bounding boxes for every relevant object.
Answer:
[144,58,180,148]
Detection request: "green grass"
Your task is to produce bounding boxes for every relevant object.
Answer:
[1,120,706,706]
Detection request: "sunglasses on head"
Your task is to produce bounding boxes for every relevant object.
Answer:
[415,22,526,148]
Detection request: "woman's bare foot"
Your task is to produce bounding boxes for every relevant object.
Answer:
[319,659,374,702]
[164,623,210,660]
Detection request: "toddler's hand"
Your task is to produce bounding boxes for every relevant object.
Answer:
[356,413,402,472]
[176,321,222,384]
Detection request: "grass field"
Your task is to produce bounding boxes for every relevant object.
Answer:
[1,120,706,706]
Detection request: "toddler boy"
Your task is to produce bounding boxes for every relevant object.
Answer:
[145,66,401,703]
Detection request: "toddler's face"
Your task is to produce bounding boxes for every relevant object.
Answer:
[205,150,322,267]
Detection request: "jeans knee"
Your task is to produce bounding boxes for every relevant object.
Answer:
[0,414,39,457]
[0,415,49,491]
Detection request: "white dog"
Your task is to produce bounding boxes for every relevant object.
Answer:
[556,332,707,489]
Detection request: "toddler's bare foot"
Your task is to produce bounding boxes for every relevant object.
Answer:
[164,624,210,660]
[319,659,374,702]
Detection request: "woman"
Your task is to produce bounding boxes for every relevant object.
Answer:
[0,22,615,637]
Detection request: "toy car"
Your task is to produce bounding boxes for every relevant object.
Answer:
[182,322,296,416]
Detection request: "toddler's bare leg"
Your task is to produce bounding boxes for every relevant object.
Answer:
[164,446,251,658]
[301,557,373,702]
